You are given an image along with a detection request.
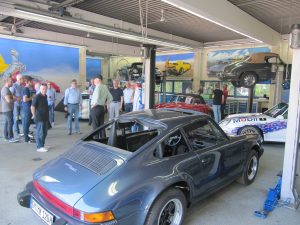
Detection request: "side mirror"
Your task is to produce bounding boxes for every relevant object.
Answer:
[276,115,284,120]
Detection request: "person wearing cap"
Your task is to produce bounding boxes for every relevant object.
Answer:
[64,79,82,135]
[91,75,113,134]
[47,82,57,127]
[10,74,23,136]
[109,80,123,120]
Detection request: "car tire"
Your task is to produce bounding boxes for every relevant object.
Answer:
[238,126,263,142]
[231,81,242,88]
[237,150,259,185]
[144,188,186,225]
[240,72,257,88]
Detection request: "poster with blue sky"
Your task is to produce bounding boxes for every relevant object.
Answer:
[207,47,271,77]
[156,52,194,79]
[86,57,101,81]
[0,37,79,91]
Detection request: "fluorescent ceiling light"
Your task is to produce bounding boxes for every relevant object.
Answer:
[0,33,85,48]
[14,8,193,50]
[161,0,262,43]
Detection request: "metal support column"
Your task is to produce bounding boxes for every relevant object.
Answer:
[274,65,284,105]
[143,44,156,109]
[281,24,300,208]
[162,71,167,103]
[246,86,254,113]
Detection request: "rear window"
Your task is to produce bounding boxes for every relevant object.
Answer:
[84,120,159,153]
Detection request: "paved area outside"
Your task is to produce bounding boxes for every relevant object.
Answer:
[0,112,299,225]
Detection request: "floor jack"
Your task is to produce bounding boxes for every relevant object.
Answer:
[254,173,283,218]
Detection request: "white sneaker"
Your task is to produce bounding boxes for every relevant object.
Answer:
[9,138,19,143]
[51,122,55,127]
[37,147,48,152]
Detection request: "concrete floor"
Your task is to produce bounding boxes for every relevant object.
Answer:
[0,112,299,225]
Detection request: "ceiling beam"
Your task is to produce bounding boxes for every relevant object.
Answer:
[0,25,141,56]
[49,0,86,11]
[0,0,202,49]
[162,0,281,46]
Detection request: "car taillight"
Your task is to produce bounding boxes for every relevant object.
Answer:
[33,180,74,216]
[33,180,115,223]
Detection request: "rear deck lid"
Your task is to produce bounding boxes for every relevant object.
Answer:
[33,142,128,206]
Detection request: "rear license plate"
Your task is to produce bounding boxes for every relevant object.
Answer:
[31,198,54,225]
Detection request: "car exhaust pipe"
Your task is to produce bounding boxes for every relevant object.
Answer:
[17,190,31,208]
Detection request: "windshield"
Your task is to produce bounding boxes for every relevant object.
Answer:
[243,56,252,62]
[264,103,288,118]
[169,95,186,103]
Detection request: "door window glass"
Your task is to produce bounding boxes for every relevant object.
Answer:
[183,119,226,150]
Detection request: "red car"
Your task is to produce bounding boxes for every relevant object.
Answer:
[12,74,61,93]
[155,94,213,116]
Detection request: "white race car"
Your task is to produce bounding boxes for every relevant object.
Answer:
[219,103,288,142]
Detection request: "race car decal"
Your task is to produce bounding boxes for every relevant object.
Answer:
[233,117,267,123]
[231,120,287,134]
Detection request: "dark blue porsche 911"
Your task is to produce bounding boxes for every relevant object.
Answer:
[18,109,263,225]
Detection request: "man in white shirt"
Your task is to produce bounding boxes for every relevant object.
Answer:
[123,81,134,112]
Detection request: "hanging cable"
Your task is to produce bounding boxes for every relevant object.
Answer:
[138,0,145,39]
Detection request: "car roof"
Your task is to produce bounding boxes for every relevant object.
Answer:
[118,108,205,129]
[249,52,278,63]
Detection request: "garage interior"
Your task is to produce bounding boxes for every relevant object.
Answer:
[0,0,300,225]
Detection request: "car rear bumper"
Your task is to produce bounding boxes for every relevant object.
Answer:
[17,181,146,225]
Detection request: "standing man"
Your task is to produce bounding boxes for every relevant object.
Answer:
[91,75,113,133]
[1,77,18,143]
[123,81,134,113]
[10,74,23,136]
[31,84,49,152]
[109,80,123,120]
[47,82,57,127]
[212,83,224,123]
[22,76,34,143]
[64,79,82,135]
[88,78,95,125]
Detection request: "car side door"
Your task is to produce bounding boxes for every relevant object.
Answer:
[182,118,246,197]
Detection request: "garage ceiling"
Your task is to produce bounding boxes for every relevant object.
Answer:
[0,0,299,47]
[228,0,300,35]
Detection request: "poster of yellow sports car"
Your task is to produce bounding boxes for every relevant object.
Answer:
[156,53,194,79]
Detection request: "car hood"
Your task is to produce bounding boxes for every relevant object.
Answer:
[223,61,244,73]
[226,113,262,119]
[33,142,128,206]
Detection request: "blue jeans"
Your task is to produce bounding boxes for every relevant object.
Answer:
[125,103,133,112]
[3,111,14,139]
[48,104,55,123]
[22,108,31,142]
[213,104,221,123]
[36,121,48,149]
[13,104,21,134]
[67,104,80,133]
